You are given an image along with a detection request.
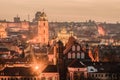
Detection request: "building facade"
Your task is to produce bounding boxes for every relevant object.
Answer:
[0,11,49,45]
[37,12,49,44]
[0,24,7,38]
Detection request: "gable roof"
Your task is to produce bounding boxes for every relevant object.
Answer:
[0,67,34,76]
[42,65,58,73]
[68,59,86,68]
[63,36,76,54]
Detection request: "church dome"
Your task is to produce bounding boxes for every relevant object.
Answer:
[39,12,47,21]
[40,12,47,17]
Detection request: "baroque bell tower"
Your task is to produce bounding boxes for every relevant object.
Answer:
[37,12,49,45]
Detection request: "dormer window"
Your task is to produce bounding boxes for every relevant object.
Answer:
[1,72,4,76]
[41,77,45,80]
[72,53,75,59]
[90,69,94,71]
[77,52,80,59]
[68,52,71,59]
[72,45,75,51]
[81,52,85,59]
[43,30,45,34]
[48,77,52,80]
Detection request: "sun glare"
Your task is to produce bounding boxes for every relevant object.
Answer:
[35,66,39,70]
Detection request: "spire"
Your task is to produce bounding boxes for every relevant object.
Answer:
[40,11,47,21]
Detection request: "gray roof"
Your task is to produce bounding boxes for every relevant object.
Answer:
[42,65,58,73]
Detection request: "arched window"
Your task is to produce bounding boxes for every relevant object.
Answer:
[44,22,45,26]
[41,77,46,80]
[43,30,45,34]
[48,77,52,80]
[34,78,36,80]
[91,74,94,77]
[68,52,71,59]
[72,53,76,59]
[72,45,75,51]
[77,46,80,51]
[81,52,85,59]
[77,53,80,59]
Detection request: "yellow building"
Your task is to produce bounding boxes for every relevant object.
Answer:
[57,28,74,45]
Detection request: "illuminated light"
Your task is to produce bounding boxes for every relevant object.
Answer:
[22,35,26,38]
[35,65,39,70]
[97,25,105,36]
[88,49,95,62]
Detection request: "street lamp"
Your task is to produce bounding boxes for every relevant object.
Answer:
[35,65,39,70]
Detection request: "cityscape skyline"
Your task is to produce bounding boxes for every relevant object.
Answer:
[0,0,120,23]
[0,1,120,79]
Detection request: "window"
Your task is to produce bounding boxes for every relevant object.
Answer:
[44,23,45,26]
[98,74,100,77]
[72,53,75,59]
[1,72,4,76]
[108,74,111,77]
[90,69,94,71]
[34,78,36,80]
[44,30,45,34]
[105,74,108,77]
[72,46,75,51]
[48,77,52,80]
[44,38,45,42]
[81,52,85,59]
[95,74,97,77]
[41,77,46,80]
[77,53,80,59]
[68,52,71,59]
[101,74,103,77]
[77,46,80,51]
[113,74,116,78]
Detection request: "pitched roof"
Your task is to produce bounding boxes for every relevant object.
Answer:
[0,67,34,76]
[68,59,86,68]
[0,58,28,64]
[84,62,120,73]
[63,36,76,54]
[0,44,9,52]
[42,65,58,73]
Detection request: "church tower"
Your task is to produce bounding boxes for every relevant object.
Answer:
[38,12,49,45]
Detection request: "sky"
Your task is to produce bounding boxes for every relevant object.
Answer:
[0,0,120,22]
